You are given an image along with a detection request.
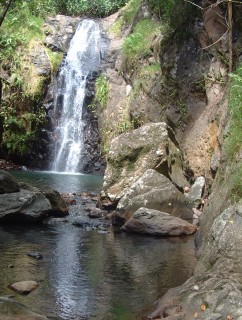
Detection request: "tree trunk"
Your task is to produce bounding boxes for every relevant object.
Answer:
[228,0,233,73]
[0,0,14,28]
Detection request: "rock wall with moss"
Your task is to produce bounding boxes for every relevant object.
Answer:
[97,0,242,317]
[0,3,80,167]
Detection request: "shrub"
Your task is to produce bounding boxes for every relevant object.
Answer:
[95,75,110,109]
[226,65,242,158]
[122,19,160,65]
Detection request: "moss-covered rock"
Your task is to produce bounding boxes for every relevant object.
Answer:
[101,122,189,202]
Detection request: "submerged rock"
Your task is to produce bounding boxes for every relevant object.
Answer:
[0,296,47,319]
[26,252,43,260]
[8,281,39,295]
[121,208,197,236]
[114,169,193,225]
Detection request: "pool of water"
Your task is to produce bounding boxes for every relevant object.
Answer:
[0,171,197,319]
[11,170,103,193]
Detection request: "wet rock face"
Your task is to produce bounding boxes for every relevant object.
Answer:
[115,169,193,224]
[43,15,80,52]
[148,202,242,319]
[43,19,107,174]
[196,204,242,275]
[121,207,197,236]
[148,271,242,319]
[102,122,189,202]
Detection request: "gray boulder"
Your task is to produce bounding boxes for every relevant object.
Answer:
[195,203,242,275]
[0,188,51,223]
[121,208,197,236]
[43,189,68,216]
[115,169,193,224]
[102,122,189,202]
[187,176,205,203]
[148,271,242,319]
[148,203,242,319]
[0,170,20,194]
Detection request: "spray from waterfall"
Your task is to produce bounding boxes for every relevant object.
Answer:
[51,19,101,173]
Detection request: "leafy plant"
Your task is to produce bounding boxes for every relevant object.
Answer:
[46,49,63,74]
[95,75,110,109]
[0,105,46,156]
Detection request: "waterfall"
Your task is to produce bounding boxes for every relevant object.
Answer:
[51,19,101,173]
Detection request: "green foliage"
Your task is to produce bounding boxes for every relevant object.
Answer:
[122,0,142,24]
[223,65,242,199]
[95,75,110,109]
[0,105,46,156]
[225,66,242,159]
[46,49,63,73]
[0,4,44,62]
[52,0,127,17]
[147,0,197,28]
[122,19,160,65]
[109,0,142,37]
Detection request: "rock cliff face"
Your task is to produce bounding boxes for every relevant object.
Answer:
[98,0,242,317]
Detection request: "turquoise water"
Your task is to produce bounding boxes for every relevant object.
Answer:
[0,171,197,319]
[11,170,103,193]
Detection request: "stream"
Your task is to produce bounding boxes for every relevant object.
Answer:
[0,171,197,319]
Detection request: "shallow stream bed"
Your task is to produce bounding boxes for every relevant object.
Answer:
[0,171,197,319]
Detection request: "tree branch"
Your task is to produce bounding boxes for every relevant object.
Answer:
[0,0,14,28]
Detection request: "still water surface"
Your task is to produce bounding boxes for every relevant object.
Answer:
[0,171,197,319]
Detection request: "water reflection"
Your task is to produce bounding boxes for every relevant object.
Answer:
[51,229,90,319]
[0,171,196,319]
[0,225,196,319]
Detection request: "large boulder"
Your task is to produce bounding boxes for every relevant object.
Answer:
[121,208,197,236]
[115,169,193,225]
[0,188,51,223]
[102,123,188,202]
[195,203,242,275]
[148,271,242,319]
[0,171,69,223]
[0,170,20,194]
[43,189,68,216]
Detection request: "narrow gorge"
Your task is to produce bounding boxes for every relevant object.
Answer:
[0,0,241,319]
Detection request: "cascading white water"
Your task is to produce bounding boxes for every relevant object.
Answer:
[51,20,101,173]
